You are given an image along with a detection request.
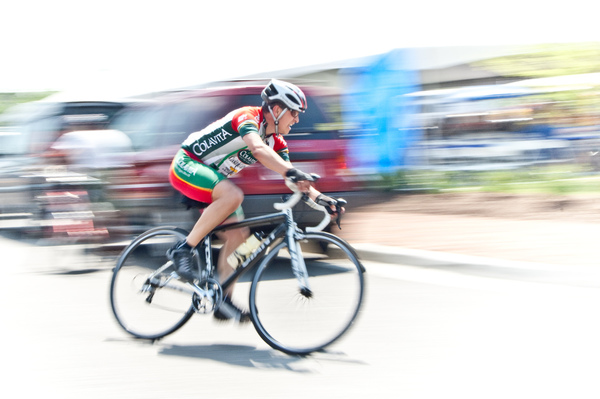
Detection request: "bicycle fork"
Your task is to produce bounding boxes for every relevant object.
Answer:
[284,209,312,298]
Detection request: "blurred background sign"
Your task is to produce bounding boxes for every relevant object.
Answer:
[341,49,421,173]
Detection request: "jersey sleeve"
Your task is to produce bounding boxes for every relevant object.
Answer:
[231,107,261,137]
[268,134,290,162]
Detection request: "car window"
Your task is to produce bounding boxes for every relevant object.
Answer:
[111,105,164,151]
[110,89,343,152]
[155,96,232,147]
[227,94,262,110]
[62,103,123,126]
[15,102,127,154]
[22,115,64,153]
[184,96,233,132]
[153,102,190,147]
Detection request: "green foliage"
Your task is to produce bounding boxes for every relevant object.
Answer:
[0,92,55,122]
[374,165,600,195]
[472,42,600,79]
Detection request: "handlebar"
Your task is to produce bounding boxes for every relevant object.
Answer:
[274,174,345,232]
[273,190,304,211]
[273,191,331,233]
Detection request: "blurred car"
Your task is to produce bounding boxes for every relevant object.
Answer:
[101,82,363,235]
[0,96,137,239]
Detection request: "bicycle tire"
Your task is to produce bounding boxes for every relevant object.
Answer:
[109,226,198,340]
[249,232,365,355]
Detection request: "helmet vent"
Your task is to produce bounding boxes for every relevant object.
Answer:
[286,94,300,105]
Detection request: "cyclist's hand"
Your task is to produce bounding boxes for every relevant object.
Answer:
[315,193,337,211]
[316,194,347,229]
[285,168,318,193]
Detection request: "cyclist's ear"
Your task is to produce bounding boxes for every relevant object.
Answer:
[272,104,284,117]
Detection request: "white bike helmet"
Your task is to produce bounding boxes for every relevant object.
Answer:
[261,79,307,134]
[261,79,307,112]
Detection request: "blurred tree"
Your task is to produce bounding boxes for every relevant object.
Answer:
[473,42,600,128]
[472,42,600,78]
[0,92,54,119]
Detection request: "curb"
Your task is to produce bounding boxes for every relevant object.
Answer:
[351,243,586,273]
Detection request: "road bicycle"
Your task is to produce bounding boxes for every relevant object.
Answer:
[109,184,365,355]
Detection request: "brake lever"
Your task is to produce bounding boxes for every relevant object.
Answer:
[287,173,321,184]
[334,199,347,230]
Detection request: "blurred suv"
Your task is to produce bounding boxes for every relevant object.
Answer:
[0,96,134,237]
[102,82,362,235]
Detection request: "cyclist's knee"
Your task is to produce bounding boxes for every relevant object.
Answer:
[214,180,244,206]
[230,186,244,206]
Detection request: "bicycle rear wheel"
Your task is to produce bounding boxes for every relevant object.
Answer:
[249,232,365,355]
[110,227,197,340]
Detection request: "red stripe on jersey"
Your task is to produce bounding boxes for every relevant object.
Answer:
[231,106,262,133]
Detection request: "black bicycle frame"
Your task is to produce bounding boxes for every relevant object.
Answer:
[199,209,293,292]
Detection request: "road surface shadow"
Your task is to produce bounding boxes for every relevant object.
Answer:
[43,267,107,276]
[158,343,367,372]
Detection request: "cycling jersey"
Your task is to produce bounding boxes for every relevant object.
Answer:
[181,106,289,177]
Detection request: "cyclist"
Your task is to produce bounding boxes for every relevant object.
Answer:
[167,79,340,322]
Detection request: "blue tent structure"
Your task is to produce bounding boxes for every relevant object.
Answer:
[340,49,421,173]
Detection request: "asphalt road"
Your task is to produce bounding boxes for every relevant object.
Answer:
[3,236,600,399]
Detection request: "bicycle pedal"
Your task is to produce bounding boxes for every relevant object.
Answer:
[145,292,155,303]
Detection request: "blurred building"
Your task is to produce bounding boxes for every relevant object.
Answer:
[232,45,530,90]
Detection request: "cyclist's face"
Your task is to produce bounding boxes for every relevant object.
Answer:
[278,108,299,135]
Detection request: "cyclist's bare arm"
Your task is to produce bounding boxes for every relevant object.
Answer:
[242,132,292,177]
[241,130,342,207]
[242,132,312,193]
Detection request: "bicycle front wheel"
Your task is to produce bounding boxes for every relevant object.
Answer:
[110,227,197,340]
[249,232,365,355]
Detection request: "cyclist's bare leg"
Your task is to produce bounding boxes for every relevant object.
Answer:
[185,179,244,247]
[183,179,249,297]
